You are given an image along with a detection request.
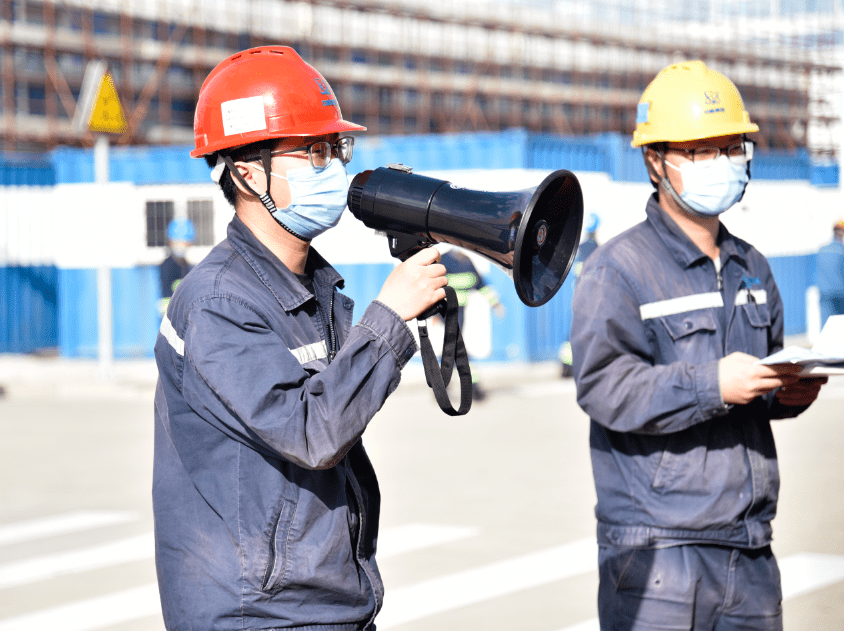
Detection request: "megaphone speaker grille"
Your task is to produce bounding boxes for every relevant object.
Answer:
[513,170,584,307]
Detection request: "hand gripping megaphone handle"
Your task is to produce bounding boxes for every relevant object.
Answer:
[417,286,473,416]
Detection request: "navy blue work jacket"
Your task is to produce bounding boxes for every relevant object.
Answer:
[816,239,844,298]
[571,195,806,550]
[153,215,417,631]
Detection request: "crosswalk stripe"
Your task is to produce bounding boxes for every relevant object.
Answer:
[0,511,135,547]
[780,552,844,600]
[0,584,161,631]
[376,537,596,629]
[553,552,844,631]
[377,524,478,558]
[0,533,153,590]
[0,523,473,591]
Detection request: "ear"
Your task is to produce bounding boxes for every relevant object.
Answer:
[643,147,664,186]
[231,161,268,198]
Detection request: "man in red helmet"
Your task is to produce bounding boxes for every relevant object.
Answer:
[153,47,447,631]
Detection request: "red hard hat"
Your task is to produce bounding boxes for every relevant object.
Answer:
[191,46,365,158]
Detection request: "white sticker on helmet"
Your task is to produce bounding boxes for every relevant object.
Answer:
[221,96,267,136]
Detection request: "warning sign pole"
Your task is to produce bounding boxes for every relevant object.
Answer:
[74,60,128,378]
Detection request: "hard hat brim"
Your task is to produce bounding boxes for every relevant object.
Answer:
[191,118,366,158]
[631,122,759,148]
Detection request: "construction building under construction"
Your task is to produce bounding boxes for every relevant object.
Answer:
[0,0,841,158]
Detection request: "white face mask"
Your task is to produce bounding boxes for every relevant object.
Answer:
[254,159,350,239]
[666,154,749,216]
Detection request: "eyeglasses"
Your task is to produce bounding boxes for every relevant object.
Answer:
[270,137,355,170]
[667,139,754,165]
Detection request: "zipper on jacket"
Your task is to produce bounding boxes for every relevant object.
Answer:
[315,289,338,364]
[327,290,337,362]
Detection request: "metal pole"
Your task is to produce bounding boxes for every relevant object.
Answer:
[95,135,113,378]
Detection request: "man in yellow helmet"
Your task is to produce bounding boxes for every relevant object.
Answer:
[570,61,827,630]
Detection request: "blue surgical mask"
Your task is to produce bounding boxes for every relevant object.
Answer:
[254,158,350,239]
[666,155,749,216]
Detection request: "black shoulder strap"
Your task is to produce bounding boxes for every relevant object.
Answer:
[417,286,473,416]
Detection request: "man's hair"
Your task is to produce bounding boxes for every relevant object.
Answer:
[204,139,277,208]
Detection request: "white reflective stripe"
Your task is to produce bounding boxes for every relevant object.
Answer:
[159,315,184,356]
[639,292,724,321]
[734,289,768,306]
[290,340,328,365]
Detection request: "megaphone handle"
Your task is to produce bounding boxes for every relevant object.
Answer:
[417,286,473,416]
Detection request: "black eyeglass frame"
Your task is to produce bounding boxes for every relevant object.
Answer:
[267,137,355,170]
[665,139,755,165]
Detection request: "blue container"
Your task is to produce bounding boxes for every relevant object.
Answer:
[0,265,58,353]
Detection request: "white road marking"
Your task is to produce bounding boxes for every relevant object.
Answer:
[377,524,478,558]
[376,537,597,629]
[0,584,161,631]
[0,511,135,547]
[780,552,844,600]
[0,522,474,590]
[0,533,153,589]
[553,552,844,631]
[0,522,479,631]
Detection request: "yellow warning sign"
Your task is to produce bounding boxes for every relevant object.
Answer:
[87,72,127,134]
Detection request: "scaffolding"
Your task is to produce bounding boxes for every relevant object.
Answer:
[0,0,841,159]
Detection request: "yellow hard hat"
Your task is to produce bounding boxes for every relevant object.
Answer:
[632,60,759,148]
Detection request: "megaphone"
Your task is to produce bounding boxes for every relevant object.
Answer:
[347,164,584,307]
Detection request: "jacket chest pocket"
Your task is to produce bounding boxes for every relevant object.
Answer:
[655,310,718,362]
[262,499,298,593]
[736,301,771,357]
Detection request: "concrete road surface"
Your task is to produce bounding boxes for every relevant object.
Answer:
[0,357,842,630]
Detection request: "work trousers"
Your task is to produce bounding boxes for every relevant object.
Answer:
[598,544,782,631]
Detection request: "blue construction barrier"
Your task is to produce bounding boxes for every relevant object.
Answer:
[0,131,828,186]
[0,265,58,353]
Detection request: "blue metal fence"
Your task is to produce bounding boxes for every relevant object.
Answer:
[0,265,58,353]
[0,132,837,357]
[4,131,829,186]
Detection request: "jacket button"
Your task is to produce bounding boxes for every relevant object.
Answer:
[685,321,693,330]
[344,300,353,309]
[403,346,415,360]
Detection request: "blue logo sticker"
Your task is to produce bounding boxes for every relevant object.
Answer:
[315,78,332,97]
[740,275,760,289]
[636,102,650,125]
[703,91,725,114]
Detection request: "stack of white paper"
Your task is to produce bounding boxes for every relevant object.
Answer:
[758,315,844,376]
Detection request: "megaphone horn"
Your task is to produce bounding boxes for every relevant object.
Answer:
[347,164,584,307]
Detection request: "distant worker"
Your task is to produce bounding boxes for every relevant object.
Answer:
[158,217,195,316]
[571,60,826,631]
[816,219,844,327]
[559,212,601,377]
[441,248,506,401]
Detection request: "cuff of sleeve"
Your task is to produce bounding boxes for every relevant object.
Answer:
[357,301,419,369]
[696,359,732,420]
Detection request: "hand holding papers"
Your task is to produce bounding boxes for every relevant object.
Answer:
[758,315,844,376]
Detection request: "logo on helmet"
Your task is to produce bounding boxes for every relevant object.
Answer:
[314,78,338,107]
[704,91,725,114]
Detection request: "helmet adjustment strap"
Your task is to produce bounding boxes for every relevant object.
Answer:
[656,149,708,219]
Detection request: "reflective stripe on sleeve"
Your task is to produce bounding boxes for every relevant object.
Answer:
[734,289,767,306]
[639,292,724,321]
[159,315,185,356]
[289,340,328,365]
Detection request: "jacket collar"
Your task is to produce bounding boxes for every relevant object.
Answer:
[645,194,746,270]
[226,214,344,312]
